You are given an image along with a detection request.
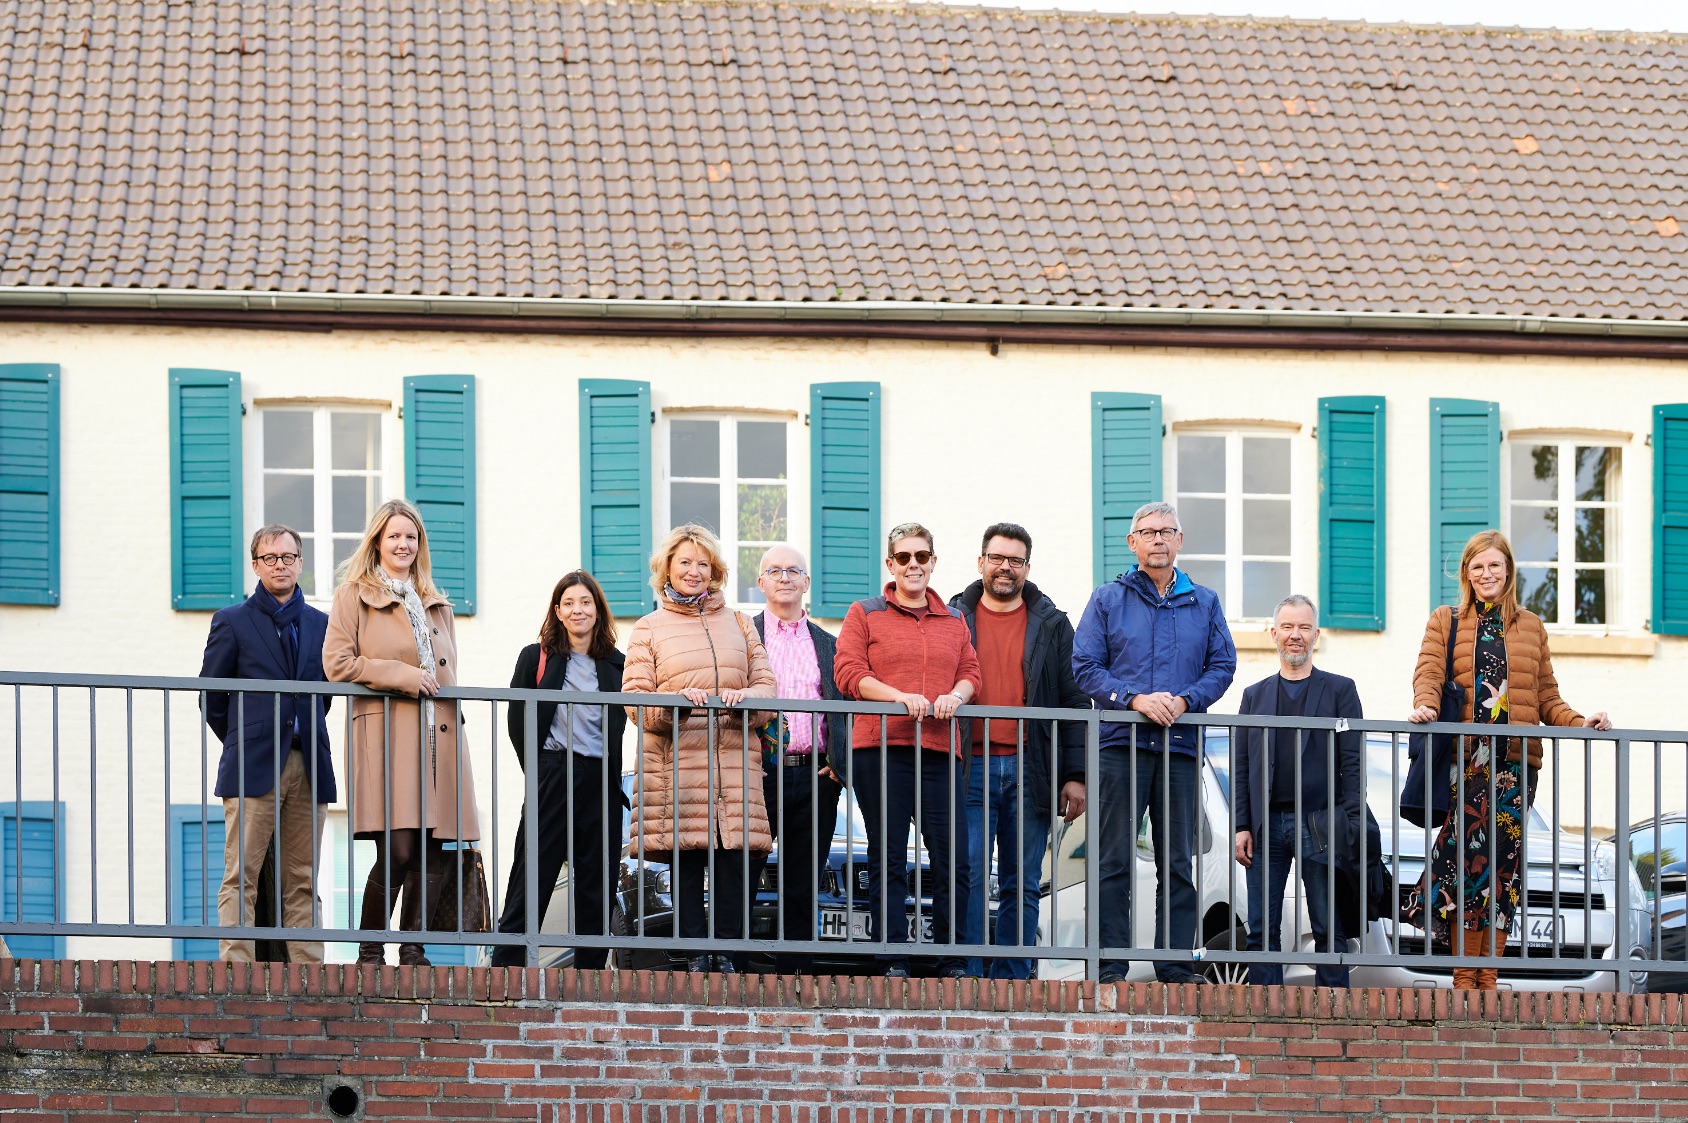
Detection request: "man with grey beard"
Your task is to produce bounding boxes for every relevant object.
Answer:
[1230,594,1364,987]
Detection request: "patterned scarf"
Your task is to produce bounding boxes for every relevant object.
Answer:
[378,567,437,764]
[663,583,710,608]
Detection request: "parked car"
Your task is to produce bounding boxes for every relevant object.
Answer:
[1606,811,1688,992]
[491,773,971,974]
[1198,729,1647,992]
[1035,750,1250,983]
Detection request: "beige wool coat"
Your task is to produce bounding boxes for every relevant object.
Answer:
[1412,603,1585,771]
[323,582,481,840]
[623,592,777,859]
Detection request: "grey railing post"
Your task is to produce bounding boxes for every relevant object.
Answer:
[523,698,539,968]
[1614,733,1632,990]
[1084,708,1100,982]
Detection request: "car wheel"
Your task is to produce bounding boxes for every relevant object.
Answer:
[1199,925,1251,986]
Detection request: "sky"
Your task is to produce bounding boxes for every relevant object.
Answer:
[1014,0,1683,32]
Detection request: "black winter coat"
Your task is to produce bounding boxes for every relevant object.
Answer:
[949,580,1089,800]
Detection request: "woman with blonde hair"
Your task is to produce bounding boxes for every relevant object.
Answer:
[1404,529,1610,990]
[324,498,480,966]
[622,524,776,973]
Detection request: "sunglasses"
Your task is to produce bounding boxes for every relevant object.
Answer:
[889,550,934,566]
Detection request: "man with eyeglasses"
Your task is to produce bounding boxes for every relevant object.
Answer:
[745,544,849,974]
[835,522,982,978]
[198,524,337,963]
[950,523,1089,979]
[1073,501,1236,985]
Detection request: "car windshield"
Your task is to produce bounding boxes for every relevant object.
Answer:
[1629,820,1688,896]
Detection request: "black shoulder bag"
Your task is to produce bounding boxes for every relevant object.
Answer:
[1400,607,1464,829]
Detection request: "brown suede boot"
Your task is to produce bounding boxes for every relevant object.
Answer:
[1453,926,1506,990]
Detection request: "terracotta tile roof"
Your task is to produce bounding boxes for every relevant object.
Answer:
[1,1,1685,318]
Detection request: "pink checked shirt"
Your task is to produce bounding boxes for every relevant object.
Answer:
[763,612,824,755]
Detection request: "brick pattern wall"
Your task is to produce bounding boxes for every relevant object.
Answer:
[3,960,1688,1121]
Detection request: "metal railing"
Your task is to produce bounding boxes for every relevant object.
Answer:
[1,669,1682,990]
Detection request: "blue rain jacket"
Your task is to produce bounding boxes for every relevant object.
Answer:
[1071,566,1237,757]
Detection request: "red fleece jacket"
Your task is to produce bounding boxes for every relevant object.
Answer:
[833,584,983,755]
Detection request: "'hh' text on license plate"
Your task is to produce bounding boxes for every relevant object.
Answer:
[818,908,932,941]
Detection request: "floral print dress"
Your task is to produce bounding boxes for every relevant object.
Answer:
[1405,602,1525,939]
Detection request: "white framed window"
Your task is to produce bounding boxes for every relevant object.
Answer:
[662,416,790,607]
[258,408,385,599]
[1171,431,1293,620]
[1507,441,1621,627]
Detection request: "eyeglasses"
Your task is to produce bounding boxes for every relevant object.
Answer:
[1130,527,1180,542]
[761,566,807,580]
[253,553,302,567]
[982,553,1028,570]
[890,550,934,566]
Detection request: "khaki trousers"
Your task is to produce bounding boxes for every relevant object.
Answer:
[219,749,328,963]
[1452,926,1508,990]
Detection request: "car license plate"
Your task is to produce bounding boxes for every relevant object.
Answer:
[818,908,933,941]
[1507,912,1564,947]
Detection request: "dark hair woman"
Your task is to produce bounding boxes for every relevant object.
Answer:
[489,570,629,969]
[1403,530,1611,990]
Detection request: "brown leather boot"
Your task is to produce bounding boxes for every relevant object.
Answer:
[397,867,431,967]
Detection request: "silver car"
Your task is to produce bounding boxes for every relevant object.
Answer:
[1241,735,1649,992]
[1036,754,1249,982]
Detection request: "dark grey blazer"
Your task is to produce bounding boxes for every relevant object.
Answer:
[1232,665,1365,845]
[752,611,851,772]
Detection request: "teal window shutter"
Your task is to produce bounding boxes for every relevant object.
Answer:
[809,382,881,619]
[169,805,224,961]
[1,801,65,960]
[1091,392,1163,586]
[169,369,245,610]
[1318,396,1387,630]
[1428,398,1500,608]
[404,375,477,615]
[1654,404,1688,635]
[0,363,60,605]
[579,379,653,617]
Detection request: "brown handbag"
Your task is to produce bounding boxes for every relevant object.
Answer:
[426,847,492,935]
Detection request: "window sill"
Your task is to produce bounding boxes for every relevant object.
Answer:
[1546,633,1657,658]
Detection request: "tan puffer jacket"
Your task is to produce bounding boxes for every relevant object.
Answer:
[1412,604,1585,770]
[623,592,777,858]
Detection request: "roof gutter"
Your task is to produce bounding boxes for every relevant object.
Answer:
[3,286,1687,358]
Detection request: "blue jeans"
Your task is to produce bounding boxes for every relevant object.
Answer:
[849,746,970,974]
[961,753,1053,979]
[1244,807,1348,988]
[1097,744,1201,983]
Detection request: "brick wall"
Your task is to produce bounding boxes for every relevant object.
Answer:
[3,960,1688,1121]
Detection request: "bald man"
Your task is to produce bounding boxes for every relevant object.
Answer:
[746,544,849,974]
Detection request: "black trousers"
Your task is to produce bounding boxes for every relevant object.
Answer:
[491,751,619,969]
[747,759,845,972]
[675,848,750,943]
[849,746,970,973]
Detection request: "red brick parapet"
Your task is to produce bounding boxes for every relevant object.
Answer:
[2,959,1686,1121]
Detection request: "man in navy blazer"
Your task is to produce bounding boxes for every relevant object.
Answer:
[1231,594,1364,987]
[199,524,337,963]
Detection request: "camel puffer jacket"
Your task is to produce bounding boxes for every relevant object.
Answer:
[623,592,777,859]
[1412,604,1585,770]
